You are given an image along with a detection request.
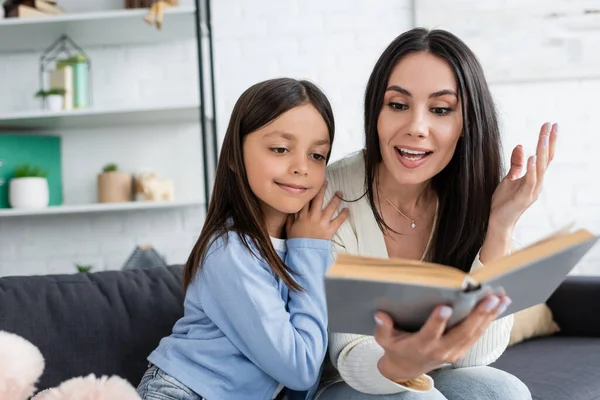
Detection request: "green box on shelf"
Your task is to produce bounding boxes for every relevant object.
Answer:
[0,134,63,209]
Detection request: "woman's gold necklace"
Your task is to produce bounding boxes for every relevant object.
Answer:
[380,191,425,229]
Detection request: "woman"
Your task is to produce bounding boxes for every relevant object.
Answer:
[316,28,557,399]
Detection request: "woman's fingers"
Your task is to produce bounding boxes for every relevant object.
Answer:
[535,122,552,191]
[417,305,453,345]
[374,311,398,348]
[441,295,498,349]
[548,123,558,164]
[524,154,538,198]
[506,145,525,180]
[451,295,512,361]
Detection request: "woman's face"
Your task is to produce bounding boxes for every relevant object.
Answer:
[377,51,463,186]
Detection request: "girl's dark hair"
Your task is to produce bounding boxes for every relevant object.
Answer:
[183,78,335,290]
[364,28,503,272]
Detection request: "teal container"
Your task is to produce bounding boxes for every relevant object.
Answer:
[0,134,63,208]
[58,54,89,109]
[72,61,88,109]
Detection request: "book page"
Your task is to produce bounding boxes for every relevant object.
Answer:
[327,254,468,288]
[470,228,594,283]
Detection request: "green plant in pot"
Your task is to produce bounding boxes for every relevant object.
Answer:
[35,88,67,112]
[97,162,132,203]
[9,164,49,210]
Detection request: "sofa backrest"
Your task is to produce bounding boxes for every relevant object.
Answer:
[0,265,185,392]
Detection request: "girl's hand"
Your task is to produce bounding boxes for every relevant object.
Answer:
[489,122,558,233]
[286,182,349,240]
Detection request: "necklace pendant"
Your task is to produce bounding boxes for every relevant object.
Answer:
[411,221,416,229]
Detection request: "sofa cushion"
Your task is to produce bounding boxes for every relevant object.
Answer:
[493,336,600,400]
[0,265,185,392]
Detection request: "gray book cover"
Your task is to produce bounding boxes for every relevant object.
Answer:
[326,235,598,336]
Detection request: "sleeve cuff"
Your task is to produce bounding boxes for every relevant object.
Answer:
[470,250,485,272]
[286,238,332,250]
[339,345,433,394]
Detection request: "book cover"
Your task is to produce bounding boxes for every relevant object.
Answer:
[325,228,598,335]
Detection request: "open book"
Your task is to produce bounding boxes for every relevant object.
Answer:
[325,226,598,335]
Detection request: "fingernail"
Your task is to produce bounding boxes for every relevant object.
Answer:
[374,315,383,326]
[439,306,453,319]
[485,296,500,312]
[546,122,552,134]
[543,135,549,147]
[497,298,512,315]
[532,155,537,165]
[554,123,559,134]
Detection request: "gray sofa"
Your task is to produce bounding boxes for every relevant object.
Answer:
[492,276,600,400]
[0,265,598,399]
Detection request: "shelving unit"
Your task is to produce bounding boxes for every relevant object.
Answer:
[0,0,219,217]
[0,199,202,217]
[0,103,201,130]
[0,6,203,53]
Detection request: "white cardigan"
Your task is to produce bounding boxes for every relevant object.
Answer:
[322,151,514,395]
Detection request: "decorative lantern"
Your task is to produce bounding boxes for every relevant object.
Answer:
[39,34,92,111]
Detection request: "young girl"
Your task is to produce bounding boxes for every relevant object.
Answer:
[136,77,349,400]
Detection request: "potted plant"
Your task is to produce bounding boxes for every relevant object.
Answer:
[9,164,49,209]
[35,88,67,111]
[97,163,132,203]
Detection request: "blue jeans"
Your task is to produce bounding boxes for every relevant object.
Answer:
[136,364,204,400]
[315,366,532,400]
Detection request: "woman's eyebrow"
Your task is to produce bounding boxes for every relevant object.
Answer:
[386,85,457,99]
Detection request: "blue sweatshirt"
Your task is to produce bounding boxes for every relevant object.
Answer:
[147,231,333,400]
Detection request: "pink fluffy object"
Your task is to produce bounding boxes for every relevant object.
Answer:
[0,331,45,400]
[32,374,141,400]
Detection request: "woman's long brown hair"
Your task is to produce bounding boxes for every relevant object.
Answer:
[363,28,503,272]
[183,78,335,291]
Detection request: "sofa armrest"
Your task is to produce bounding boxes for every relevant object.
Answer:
[547,276,600,337]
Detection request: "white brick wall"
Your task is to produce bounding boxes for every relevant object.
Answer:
[1,0,599,277]
[0,0,204,276]
[211,0,413,161]
[416,0,600,273]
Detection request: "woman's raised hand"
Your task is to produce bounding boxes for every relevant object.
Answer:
[489,122,558,232]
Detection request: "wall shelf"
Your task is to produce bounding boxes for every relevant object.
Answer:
[0,199,203,217]
[0,104,201,130]
[0,6,202,53]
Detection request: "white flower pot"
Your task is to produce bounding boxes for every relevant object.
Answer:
[46,95,63,111]
[9,177,49,209]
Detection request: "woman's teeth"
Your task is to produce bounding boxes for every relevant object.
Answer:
[396,147,431,160]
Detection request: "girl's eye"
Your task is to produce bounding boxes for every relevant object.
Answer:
[388,102,407,111]
[270,147,288,154]
[431,107,452,116]
[311,153,326,161]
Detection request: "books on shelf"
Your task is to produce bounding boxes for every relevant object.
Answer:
[325,225,598,335]
[4,0,63,19]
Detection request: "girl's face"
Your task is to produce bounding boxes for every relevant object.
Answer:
[243,104,330,226]
[377,51,463,186]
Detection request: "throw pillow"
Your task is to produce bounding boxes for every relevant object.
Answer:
[509,303,560,346]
